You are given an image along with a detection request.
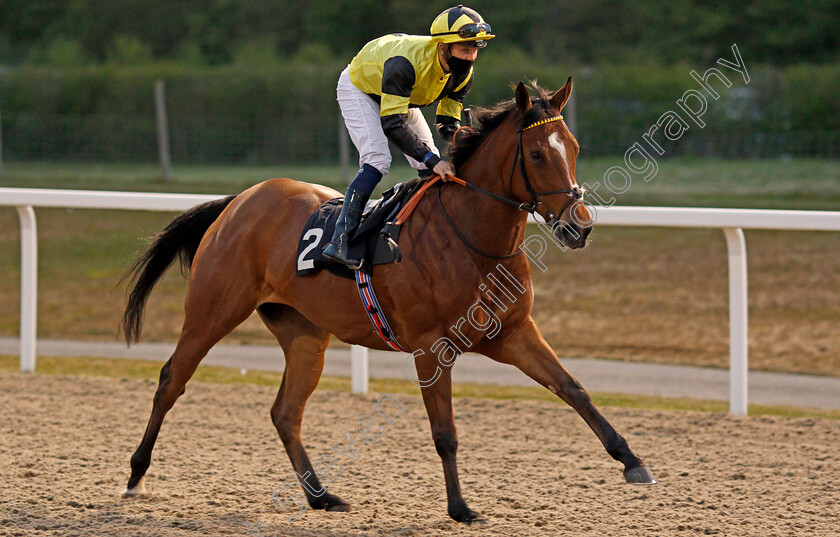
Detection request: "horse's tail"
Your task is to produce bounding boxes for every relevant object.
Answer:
[121,195,236,345]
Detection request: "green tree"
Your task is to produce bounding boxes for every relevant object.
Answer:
[25,36,91,67]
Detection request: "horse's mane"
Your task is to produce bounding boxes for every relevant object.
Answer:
[450,81,556,170]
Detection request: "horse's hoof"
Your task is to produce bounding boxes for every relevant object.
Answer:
[624,465,658,484]
[449,504,486,524]
[122,476,147,497]
[310,492,351,512]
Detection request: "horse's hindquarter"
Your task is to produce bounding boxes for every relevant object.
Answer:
[194,178,334,276]
[213,178,395,349]
[187,179,326,304]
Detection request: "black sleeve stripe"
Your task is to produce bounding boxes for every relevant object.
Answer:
[381,113,432,163]
[381,56,415,98]
[449,74,473,103]
[435,70,473,103]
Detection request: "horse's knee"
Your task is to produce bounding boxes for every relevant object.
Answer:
[271,407,299,444]
[568,378,588,398]
[433,432,458,459]
[556,379,591,406]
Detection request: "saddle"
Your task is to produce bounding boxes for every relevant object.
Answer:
[295,177,426,279]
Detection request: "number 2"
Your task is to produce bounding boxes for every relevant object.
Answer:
[297,228,324,271]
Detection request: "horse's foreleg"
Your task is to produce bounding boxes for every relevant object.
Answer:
[258,304,350,513]
[415,355,482,523]
[485,319,656,484]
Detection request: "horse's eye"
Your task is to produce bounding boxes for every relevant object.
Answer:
[530,151,542,161]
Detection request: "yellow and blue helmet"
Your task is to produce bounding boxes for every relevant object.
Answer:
[430,5,494,48]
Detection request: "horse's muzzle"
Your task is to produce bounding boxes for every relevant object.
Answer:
[545,187,591,250]
[550,217,590,249]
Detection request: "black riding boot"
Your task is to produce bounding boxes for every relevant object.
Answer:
[322,188,369,269]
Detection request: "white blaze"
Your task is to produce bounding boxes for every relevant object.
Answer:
[548,132,568,168]
[548,132,580,190]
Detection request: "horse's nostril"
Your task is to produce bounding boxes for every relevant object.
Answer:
[554,221,581,244]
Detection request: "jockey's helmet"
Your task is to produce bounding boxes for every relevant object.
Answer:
[430,5,494,48]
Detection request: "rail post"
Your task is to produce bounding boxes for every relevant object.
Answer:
[16,206,37,372]
[351,345,368,393]
[723,227,748,415]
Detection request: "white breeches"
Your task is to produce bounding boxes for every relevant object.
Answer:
[336,66,440,176]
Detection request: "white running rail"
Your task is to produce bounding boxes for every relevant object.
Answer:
[3,187,840,415]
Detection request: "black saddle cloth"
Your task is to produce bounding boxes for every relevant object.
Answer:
[295,178,426,280]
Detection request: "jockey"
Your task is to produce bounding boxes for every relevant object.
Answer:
[322,5,494,269]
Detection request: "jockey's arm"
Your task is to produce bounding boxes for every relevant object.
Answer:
[379,57,441,170]
[380,114,441,170]
[435,72,473,142]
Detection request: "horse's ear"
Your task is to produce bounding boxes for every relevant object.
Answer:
[550,76,573,112]
[515,82,533,113]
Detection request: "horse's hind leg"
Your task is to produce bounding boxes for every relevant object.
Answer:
[258,303,350,512]
[123,278,259,496]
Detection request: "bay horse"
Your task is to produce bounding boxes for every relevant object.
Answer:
[121,79,656,523]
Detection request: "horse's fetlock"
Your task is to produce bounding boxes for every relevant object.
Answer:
[130,452,150,475]
[606,432,636,465]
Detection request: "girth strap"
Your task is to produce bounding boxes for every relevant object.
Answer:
[355,271,409,352]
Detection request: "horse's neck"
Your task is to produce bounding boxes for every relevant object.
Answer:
[444,128,528,257]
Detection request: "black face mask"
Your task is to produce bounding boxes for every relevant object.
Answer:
[446,55,474,77]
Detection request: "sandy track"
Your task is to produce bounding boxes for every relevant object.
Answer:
[1,373,838,536]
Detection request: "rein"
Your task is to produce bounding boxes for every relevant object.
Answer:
[393,174,528,258]
[393,111,586,258]
[436,184,524,259]
[394,172,528,226]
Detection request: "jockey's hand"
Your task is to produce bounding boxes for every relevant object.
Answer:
[432,160,456,178]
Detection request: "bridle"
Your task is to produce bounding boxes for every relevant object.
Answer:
[437,111,586,258]
[512,114,585,222]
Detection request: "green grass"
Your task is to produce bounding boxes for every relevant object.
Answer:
[2,354,837,420]
[0,161,415,197]
[2,157,839,209]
